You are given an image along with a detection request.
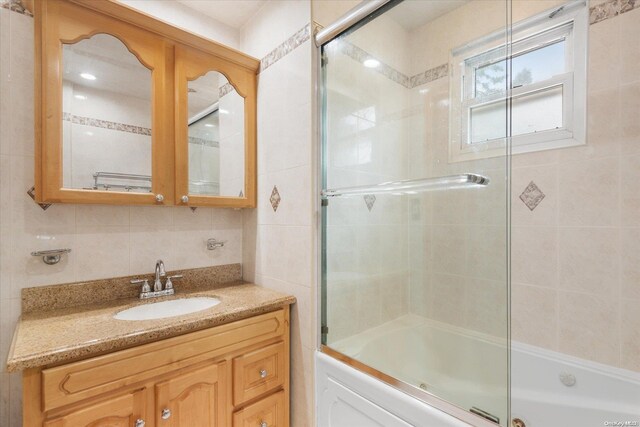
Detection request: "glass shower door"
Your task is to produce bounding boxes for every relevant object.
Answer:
[320,0,510,424]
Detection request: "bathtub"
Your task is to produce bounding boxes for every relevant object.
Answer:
[511,342,640,427]
[320,314,640,427]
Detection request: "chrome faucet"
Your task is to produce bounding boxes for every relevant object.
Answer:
[130,260,183,300]
[154,260,166,292]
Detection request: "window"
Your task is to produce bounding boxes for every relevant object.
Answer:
[449,2,587,162]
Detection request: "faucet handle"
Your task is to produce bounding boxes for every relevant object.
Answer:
[131,279,151,293]
[164,274,183,290]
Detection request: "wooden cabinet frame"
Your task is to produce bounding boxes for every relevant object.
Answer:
[34,0,259,207]
[175,45,257,208]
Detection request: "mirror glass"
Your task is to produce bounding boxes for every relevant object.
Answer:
[62,34,152,193]
[188,71,245,197]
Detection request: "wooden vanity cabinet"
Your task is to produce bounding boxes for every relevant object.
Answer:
[23,308,290,427]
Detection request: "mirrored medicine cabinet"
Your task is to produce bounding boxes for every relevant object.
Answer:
[34,0,257,208]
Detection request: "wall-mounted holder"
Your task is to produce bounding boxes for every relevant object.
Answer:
[31,248,71,265]
[207,238,225,250]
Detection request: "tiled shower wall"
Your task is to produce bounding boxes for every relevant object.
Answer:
[406,0,640,372]
[0,6,244,426]
[511,0,640,371]
[322,12,412,343]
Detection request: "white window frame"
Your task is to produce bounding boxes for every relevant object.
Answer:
[449,1,588,163]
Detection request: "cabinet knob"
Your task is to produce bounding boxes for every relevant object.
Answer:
[181,195,189,203]
[259,369,267,379]
[135,419,145,427]
[260,422,268,427]
[161,408,172,420]
[155,194,164,203]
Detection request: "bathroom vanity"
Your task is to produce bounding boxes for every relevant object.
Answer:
[6,269,294,427]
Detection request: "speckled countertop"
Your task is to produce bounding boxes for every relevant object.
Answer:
[6,284,296,372]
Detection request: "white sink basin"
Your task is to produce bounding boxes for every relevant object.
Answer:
[114,297,221,321]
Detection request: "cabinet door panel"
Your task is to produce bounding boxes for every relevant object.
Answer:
[174,44,257,208]
[43,389,146,427]
[35,0,173,205]
[155,362,227,427]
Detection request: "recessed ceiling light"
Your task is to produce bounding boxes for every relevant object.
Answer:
[85,131,94,136]
[219,109,229,115]
[80,73,96,80]
[74,94,87,100]
[363,59,380,68]
[204,124,214,127]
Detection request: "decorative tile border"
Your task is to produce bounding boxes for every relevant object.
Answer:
[63,112,151,136]
[335,40,448,89]
[188,136,219,148]
[218,82,235,98]
[410,64,449,88]
[590,0,639,24]
[260,24,312,73]
[519,181,545,211]
[1,0,32,16]
[339,41,410,87]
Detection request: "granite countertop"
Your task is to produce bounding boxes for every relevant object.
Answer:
[6,283,296,372]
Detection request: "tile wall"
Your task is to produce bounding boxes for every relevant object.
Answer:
[511,0,640,371]
[405,0,640,372]
[240,2,316,426]
[0,5,244,425]
[322,12,412,343]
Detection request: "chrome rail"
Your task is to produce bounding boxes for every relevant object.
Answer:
[314,0,394,46]
[320,173,490,199]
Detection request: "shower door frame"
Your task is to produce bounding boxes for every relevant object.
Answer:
[314,0,513,426]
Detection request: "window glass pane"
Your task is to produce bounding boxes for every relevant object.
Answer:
[470,85,563,144]
[512,40,565,88]
[469,101,507,143]
[512,85,563,136]
[474,59,507,99]
[474,39,566,98]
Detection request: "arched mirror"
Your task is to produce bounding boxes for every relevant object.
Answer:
[35,0,172,205]
[187,72,245,198]
[176,45,256,208]
[62,34,153,193]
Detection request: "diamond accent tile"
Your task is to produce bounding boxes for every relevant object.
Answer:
[26,186,52,211]
[270,186,281,212]
[519,181,545,211]
[190,207,197,212]
[364,194,376,212]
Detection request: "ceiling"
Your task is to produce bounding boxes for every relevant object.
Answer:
[386,0,470,31]
[176,0,267,29]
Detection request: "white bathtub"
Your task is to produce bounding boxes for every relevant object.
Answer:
[511,342,640,427]
[324,314,640,427]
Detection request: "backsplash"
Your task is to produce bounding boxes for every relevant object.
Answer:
[21,263,242,314]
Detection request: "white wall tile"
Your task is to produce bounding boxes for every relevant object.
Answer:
[558,227,620,295]
[558,156,619,227]
[558,290,620,366]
